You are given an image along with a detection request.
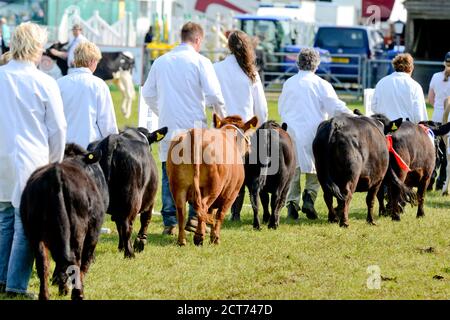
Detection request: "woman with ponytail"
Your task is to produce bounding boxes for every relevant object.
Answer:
[428,52,450,122]
[214,30,267,126]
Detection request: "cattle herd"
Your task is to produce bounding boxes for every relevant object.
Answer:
[18,109,450,300]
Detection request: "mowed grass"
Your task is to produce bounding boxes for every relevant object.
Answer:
[3,89,449,300]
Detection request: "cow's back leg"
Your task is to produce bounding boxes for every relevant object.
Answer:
[377,185,387,216]
[268,181,291,229]
[134,206,153,253]
[174,191,188,246]
[366,184,381,225]
[35,241,50,300]
[115,220,124,252]
[339,181,357,227]
[324,191,338,223]
[416,177,430,218]
[122,218,135,259]
[230,185,245,221]
[260,190,270,224]
[249,182,261,230]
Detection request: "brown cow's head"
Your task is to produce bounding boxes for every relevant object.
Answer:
[213,114,258,155]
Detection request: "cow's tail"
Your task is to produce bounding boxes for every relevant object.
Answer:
[321,120,346,201]
[192,133,203,219]
[51,166,74,281]
[103,135,120,183]
[386,166,417,206]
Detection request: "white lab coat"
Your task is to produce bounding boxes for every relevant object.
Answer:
[279,71,352,173]
[57,67,118,148]
[142,43,226,162]
[67,34,87,67]
[214,55,268,125]
[0,60,67,207]
[371,72,428,123]
[429,71,450,122]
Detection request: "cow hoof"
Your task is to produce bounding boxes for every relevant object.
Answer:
[328,216,339,223]
[133,237,147,253]
[262,215,270,224]
[193,235,204,246]
[339,222,349,228]
[124,251,135,259]
[210,237,220,245]
[267,223,278,230]
[367,221,377,226]
[416,214,425,219]
[230,214,241,222]
[177,239,187,246]
[391,214,401,221]
[253,224,261,230]
[58,284,69,296]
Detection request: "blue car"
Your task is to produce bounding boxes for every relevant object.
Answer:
[313,26,386,82]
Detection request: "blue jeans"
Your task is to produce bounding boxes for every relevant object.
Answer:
[161,162,196,226]
[0,203,34,294]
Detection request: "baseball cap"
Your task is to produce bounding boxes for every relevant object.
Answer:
[445,52,450,63]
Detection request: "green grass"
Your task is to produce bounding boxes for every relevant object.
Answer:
[2,89,448,300]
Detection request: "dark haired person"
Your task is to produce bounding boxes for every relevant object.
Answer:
[279,48,352,220]
[142,22,226,235]
[214,30,267,126]
[428,52,450,123]
[372,53,427,123]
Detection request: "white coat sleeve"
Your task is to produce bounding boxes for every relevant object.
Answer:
[199,58,226,118]
[252,74,268,126]
[45,81,67,163]
[371,85,380,114]
[97,82,119,138]
[142,61,159,116]
[278,83,288,122]
[412,83,428,122]
[321,81,352,116]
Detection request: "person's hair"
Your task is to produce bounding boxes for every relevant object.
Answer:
[392,53,414,73]
[73,41,102,68]
[181,22,204,43]
[10,22,47,62]
[444,62,450,82]
[296,48,321,72]
[228,30,257,83]
[0,51,12,66]
[72,23,82,31]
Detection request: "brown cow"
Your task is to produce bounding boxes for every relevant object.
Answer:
[167,115,258,246]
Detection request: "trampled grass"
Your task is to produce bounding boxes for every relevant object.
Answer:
[1,90,448,300]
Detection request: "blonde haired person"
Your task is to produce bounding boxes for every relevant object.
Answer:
[57,41,118,149]
[371,53,428,123]
[213,30,267,126]
[428,52,450,123]
[0,22,67,298]
[0,51,11,65]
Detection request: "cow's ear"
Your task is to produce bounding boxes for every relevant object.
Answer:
[282,123,288,131]
[149,127,168,144]
[213,114,223,128]
[353,109,363,116]
[388,118,403,132]
[243,116,258,132]
[84,150,102,164]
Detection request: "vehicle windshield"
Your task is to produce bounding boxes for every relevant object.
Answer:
[315,28,366,49]
[240,19,291,51]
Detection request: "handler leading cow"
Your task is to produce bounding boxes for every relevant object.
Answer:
[278,48,353,221]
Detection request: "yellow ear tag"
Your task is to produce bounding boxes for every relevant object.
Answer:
[391,123,398,131]
[250,123,256,130]
[88,154,94,160]
[216,120,221,128]
[156,132,165,141]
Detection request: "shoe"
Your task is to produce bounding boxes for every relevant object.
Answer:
[185,217,211,234]
[5,291,36,300]
[162,225,177,236]
[287,202,299,220]
[302,192,318,220]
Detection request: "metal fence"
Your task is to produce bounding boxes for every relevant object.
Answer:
[144,48,444,101]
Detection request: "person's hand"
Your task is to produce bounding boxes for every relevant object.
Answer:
[49,48,59,56]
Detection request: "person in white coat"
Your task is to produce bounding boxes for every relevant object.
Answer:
[428,52,450,123]
[371,53,428,123]
[142,22,226,235]
[50,23,87,69]
[214,30,267,125]
[57,41,118,149]
[279,48,352,220]
[0,22,66,298]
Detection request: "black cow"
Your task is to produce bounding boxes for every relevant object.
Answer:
[313,114,415,227]
[385,120,450,220]
[88,126,167,258]
[230,121,296,230]
[20,144,108,300]
[43,42,135,80]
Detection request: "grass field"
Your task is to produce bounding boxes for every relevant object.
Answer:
[2,88,449,300]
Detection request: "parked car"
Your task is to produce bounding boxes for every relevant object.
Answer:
[313,26,387,82]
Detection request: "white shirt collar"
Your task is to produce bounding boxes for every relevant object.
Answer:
[8,59,37,69]
[392,72,410,77]
[69,67,93,74]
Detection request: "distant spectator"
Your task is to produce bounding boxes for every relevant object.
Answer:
[371,53,427,123]
[50,23,87,68]
[144,26,153,44]
[0,17,11,53]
